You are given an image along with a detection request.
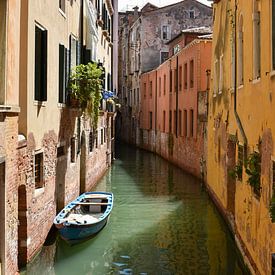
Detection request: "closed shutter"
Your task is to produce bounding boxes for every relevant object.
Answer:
[59,44,65,103]
[41,30,48,101]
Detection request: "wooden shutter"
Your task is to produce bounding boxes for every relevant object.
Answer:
[41,30,48,101]
[59,44,65,103]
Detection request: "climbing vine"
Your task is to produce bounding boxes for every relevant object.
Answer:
[70,62,103,127]
[229,161,243,181]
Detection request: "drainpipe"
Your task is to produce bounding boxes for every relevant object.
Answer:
[155,70,158,137]
[176,55,179,137]
[234,0,247,146]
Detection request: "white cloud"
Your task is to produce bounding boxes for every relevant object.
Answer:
[118,0,211,12]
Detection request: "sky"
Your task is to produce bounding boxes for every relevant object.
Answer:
[118,0,211,12]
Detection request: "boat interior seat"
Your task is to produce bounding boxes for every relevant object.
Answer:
[89,199,102,213]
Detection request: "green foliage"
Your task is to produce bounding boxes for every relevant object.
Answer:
[229,161,243,180]
[70,62,103,127]
[245,152,261,197]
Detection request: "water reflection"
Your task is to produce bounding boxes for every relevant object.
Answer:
[23,144,249,275]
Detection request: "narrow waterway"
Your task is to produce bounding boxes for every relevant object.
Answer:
[23,144,249,275]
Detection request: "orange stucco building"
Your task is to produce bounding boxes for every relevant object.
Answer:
[140,34,212,178]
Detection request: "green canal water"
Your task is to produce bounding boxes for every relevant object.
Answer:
[23,144,250,275]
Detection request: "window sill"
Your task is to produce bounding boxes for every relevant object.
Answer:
[34,187,45,198]
[237,85,244,90]
[252,78,260,85]
[33,101,46,107]
[59,9,66,19]
[57,103,66,108]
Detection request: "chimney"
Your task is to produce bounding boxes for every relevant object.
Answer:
[133,6,139,19]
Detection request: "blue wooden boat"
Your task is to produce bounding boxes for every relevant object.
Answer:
[53,192,113,244]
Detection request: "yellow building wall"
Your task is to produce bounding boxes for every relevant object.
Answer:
[207,0,275,274]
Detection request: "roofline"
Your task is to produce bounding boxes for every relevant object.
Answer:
[142,0,212,15]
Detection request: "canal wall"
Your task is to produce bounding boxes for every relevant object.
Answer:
[138,124,206,180]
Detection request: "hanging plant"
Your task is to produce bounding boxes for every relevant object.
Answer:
[70,62,103,127]
[245,151,261,197]
[229,161,243,180]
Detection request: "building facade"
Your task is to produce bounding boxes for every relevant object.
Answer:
[118,0,213,145]
[207,0,275,274]
[140,35,212,179]
[0,0,117,273]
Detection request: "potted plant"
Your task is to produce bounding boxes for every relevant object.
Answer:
[70,62,103,127]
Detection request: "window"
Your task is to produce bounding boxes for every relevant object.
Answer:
[184,110,187,137]
[57,146,65,157]
[163,111,166,132]
[143,83,146,98]
[161,52,169,63]
[137,88,139,104]
[133,89,136,105]
[179,110,182,136]
[190,60,194,88]
[162,25,170,40]
[71,137,76,163]
[149,112,153,129]
[174,110,177,134]
[190,109,194,137]
[184,63,188,89]
[101,129,104,145]
[173,44,181,55]
[179,66,182,91]
[169,110,172,132]
[34,152,43,189]
[189,10,195,19]
[164,74,166,95]
[59,44,66,103]
[174,69,177,93]
[238,15,244,86]
[169,69,172,93]
[159,77,161,96]
[35,24,47,101]
[253,1,261,79]
[104,127,106,143]
[95,131,98,148]
[149,81,152,98]
[89,131,94,152]
[59,0,65,13]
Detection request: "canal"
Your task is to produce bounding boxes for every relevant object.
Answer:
[23,144,249,275]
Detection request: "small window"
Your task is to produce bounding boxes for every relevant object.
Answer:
[59,44,66,103]
[57,146,65,158]
[190,60,194,88]
[189,10,195,19]
[71,138,76,163]
[149,112,153,129]
[143,83,147,98]
[104,127,106,143]
[35,24,47,101]
[179,66,182,91]
[174,110,177,134]
[101,129,104,145]
[160,52,169,64]
[159,77,161,96]
[59,0,65,13]
[34,152,43,189]
[162,25,168,40]
[149,81,152,98]
[169,110,172,132]
[190,109,194,137]
[164,74,166,95]
[174,69,177,93]
[184,110,187,137]
[95,131,98,148]
[169,70,172,93]
[163,111,166,132]
[89,131,94,152]
[179,110,182,136]
[184,63,188,89]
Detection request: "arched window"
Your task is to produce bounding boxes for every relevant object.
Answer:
[238,15,244,86]
[253,0,261,79]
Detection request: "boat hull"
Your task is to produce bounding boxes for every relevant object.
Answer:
[59,217,109,244]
